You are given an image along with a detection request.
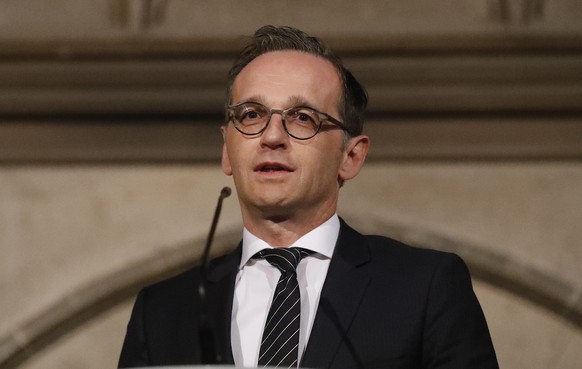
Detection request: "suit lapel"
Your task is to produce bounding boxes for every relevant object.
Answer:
[302,220,371,368]
[204,244,241,365]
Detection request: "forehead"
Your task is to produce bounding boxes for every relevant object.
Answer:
[231,50,342,108]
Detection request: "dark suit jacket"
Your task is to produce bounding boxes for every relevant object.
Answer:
[119,219,499,368]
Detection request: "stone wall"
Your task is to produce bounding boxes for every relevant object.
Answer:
[1,1,581,368]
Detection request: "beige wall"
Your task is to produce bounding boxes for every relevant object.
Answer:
[1,1,582,368]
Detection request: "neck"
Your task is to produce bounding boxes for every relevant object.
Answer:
[242,208,336,247]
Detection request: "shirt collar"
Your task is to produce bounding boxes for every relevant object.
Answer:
[239,214,340,268]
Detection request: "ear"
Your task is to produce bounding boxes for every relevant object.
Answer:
[339,135,369,182]
[220,126,233,176]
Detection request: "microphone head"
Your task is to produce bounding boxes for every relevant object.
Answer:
[220,186,232,198]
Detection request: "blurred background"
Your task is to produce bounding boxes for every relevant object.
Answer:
[1,1,581,368]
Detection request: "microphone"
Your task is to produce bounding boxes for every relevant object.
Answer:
[198,186,232,364]
[201,186,232,281]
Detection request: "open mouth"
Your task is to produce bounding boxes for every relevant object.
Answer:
[260,166,286,172]
[255,162,291,173]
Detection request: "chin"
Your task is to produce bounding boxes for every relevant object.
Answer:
[253,195,295,216]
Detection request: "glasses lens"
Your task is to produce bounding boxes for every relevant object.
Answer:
[232,103,269,134]
[285,107,321,139]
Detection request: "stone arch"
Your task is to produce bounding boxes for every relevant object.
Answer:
[1,218,580,368]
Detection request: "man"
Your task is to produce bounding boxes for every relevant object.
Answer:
[119,25,499,369]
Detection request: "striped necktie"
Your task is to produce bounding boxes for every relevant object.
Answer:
[254,247,314,368]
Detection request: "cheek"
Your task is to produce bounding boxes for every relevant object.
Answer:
[222,130,249,176]
[303,150,343,185]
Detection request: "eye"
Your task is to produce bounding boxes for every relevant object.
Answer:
[236,104,267,124]
[297,112,313,122]
[241,110,260,121]
[287,108,319,126]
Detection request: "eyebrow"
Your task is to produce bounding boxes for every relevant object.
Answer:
[286,95,315,109]
[235,95,319,110]
[233,95,266,106]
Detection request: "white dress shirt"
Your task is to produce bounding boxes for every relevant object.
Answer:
[231,214,340,367]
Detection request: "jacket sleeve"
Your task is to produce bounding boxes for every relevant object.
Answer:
[118,289,150,368]
[422,253,499,369]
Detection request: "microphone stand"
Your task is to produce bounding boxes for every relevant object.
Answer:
[198,186,231,364]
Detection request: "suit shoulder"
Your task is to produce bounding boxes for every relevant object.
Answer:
[349,234,473,300]
[139,245,240,300]
[339,219,463,267]
[366,233,450,256]
[139,266,200,303]
[366,233,465,267]
[363,231,466,270]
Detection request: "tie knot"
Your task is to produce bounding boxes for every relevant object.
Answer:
[255,247,314,273]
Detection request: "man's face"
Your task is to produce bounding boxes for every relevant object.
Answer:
[221,50,356,222]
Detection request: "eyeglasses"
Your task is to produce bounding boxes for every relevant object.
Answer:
[226,101,347,140]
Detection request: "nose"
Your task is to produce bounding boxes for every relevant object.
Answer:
[260,112,289,148]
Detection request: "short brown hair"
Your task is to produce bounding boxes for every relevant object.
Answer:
[226,25,367,137]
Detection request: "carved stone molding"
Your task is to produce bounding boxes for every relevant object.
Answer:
[1,52,581,164]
